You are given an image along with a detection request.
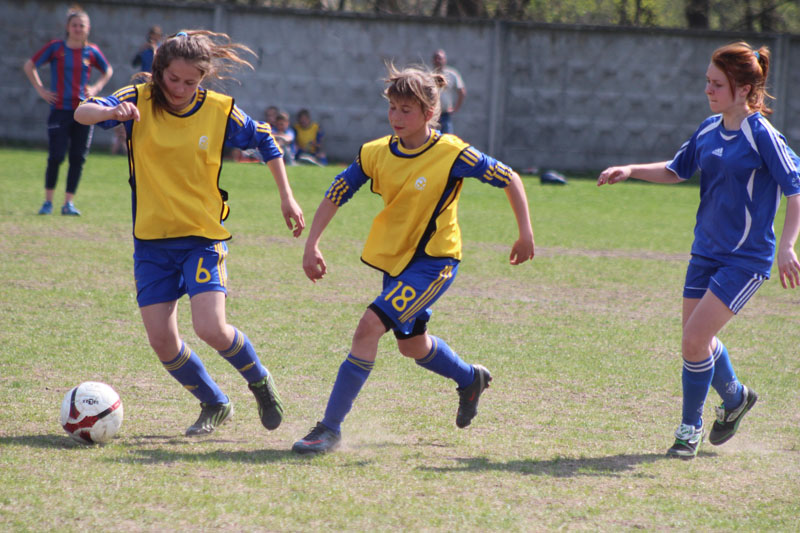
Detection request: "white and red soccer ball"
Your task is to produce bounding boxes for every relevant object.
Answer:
[59,382,124,444]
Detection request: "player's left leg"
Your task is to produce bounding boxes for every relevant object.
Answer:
[61,119,92,215]
[398,332,491,428]
[187,242,283,430]
[293,308,385,455]
[704,267,765,445]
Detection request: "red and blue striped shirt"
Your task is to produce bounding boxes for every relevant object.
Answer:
[31,39,110,110]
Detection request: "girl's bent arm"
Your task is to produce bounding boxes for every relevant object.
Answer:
[265,157,304,237]
[777,194,800,289]
[74,101,139,125]
[597,161,682,186]
[303,198,339,282]
[504,172,535,265]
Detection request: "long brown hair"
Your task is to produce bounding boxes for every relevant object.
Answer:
[145,30,254,113]
[712,41,772,116]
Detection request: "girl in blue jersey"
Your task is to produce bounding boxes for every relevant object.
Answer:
[24,6,113,216]
[598,42,800,460]
[75,30,305,437]
[292,64,535,455]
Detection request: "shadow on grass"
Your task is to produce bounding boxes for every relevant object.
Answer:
[120,447,296,464]
[0,434,69,448]
[416,451,717,478]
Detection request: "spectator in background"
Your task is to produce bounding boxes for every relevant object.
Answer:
[432,48,466,134]
[23,5,113,216]
[132,25,162,74]
[264,105,279,128]
[273,110,296,166]
[294,108,327,165]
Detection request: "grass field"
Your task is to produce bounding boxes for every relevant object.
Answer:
[1,147,799,531]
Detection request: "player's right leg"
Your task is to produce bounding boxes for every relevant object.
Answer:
[292,309,384,455]
[135,243,230,436]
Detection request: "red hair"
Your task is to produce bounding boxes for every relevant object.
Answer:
[711,41,772,115]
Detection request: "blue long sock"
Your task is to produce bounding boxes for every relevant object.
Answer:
[162,342,228,404]
[218,327,268,383]
[415,336,474,388]
[321,354,373,434]
[681,355,714,428]
[710,338,743,409]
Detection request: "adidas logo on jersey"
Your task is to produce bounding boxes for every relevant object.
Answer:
[712,147,724,157]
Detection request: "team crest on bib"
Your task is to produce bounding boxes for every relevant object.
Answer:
[415,176,427,190]
[198,136,209,150]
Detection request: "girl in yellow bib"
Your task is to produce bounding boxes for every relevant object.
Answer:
[293,64,535,454]
[75,30,305,437]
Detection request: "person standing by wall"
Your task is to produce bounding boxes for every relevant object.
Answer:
[132,25,163,74]
[24,5,113,216]
[432,48,466,134]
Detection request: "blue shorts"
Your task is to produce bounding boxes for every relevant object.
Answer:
[683,256,766,314]
[369,257,459,339]
[134,240,229,307]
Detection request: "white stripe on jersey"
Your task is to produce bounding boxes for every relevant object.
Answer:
[732,170,756,252]
[758,116,796,174]
[698,115,722,138]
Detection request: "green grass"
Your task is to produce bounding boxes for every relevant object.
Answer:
[1,147,799,531]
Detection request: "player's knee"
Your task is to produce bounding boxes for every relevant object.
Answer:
[193,322,228,349]
[353,312,387,344]
[681,333,711,359]
[397,334,428,358]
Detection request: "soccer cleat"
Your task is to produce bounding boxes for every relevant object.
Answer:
[61,202,81,216]
[709,385,758,446]
[666,423,704,460]
[456,364,492,428]
[292,422,341,455]
[185,401,232,436]
[38,200,53,215]
[248,373,284,430]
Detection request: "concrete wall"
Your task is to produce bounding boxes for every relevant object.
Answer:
[3,0,799,171]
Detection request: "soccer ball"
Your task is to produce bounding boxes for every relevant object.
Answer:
[59,382,124,445]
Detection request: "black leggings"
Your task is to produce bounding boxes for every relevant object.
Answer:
[45,109,93,194]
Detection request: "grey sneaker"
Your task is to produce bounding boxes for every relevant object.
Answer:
[61,201,81,216]
[666,423,704,460]
[456,365,492,428]
[292,422,341,455]
[709,385,758,446]
[38,200,53,215]
[248,374,283,430]
[185,401,232,436]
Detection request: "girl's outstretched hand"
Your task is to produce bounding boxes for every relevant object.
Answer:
[509,237,535,265]
[597,166,631,186]
[778,247,800,288]
[282,197,305,238]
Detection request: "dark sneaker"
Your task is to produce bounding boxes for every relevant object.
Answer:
[709,385,758,446]
[38,200,53,215]
[248,373,283,430]
[666,423,704,460]
[185,401,232,436]
[292,422,341,455]
[61,202,81,216]
[456,364,492,428]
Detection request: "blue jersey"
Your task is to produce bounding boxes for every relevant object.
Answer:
[31,39,110,110]
[85,84,283,163]
[667,113,800,276]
